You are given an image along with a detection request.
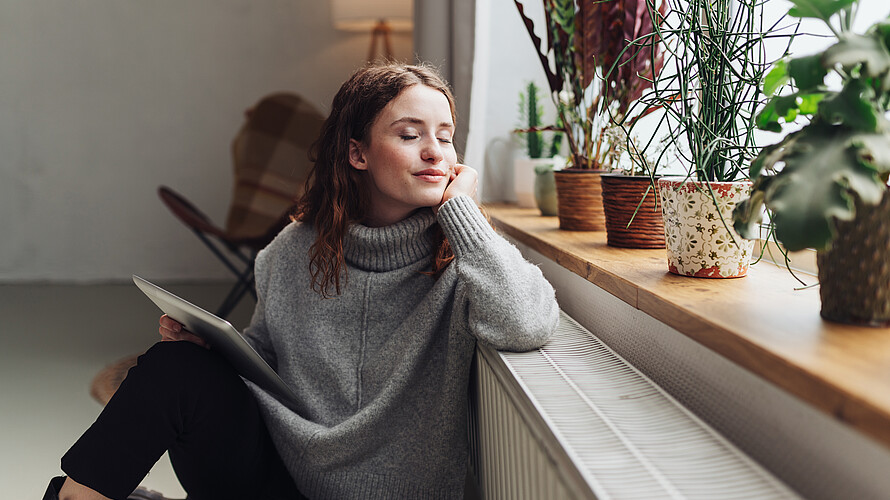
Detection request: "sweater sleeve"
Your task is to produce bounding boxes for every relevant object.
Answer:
[437,195,559,352]
[242,246,278,370]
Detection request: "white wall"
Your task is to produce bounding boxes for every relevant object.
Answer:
[0,0,412,282]
[465,0,559,203]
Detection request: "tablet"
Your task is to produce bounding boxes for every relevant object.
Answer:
[133,275,299,408]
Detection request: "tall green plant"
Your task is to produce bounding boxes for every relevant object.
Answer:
[517,81,565,159]
[629,0,796,181]
[523,81,544,157]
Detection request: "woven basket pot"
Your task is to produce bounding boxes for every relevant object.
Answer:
[600,174,665,248]
[658,177,754,278]
[554,168,608,231]
[817,189,890,326]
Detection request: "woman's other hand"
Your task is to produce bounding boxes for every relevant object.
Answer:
[437,164,478,212]
[159,314,209,348]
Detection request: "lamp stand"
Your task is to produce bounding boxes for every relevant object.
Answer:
[367,19,393,62]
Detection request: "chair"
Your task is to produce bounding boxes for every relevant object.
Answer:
[159,93,325,317]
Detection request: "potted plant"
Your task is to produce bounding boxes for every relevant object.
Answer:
[513,80,564,214]
[589,0,668,248]
[632,0,795,277]
[601,135,668,248]
[514,0,665,230]
[733,0,890,325]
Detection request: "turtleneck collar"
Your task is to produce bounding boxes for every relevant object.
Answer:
[343,209,438,272]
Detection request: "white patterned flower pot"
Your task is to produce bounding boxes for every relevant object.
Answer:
[657,177,755,278]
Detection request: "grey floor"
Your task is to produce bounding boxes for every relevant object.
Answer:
[0,281,254,500]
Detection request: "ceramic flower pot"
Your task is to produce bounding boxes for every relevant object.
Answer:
[817,188,890,326]
[533,166,558,216]
[658,177,754,278]
[514,157,561,209]
[600,173,665,248]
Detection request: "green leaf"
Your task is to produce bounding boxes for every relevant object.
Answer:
[818,80,880,131]
[750,140,790,179]
[798,92,825,114]
[733,177,772,240]
[768,177,846,251]
[753,125,890,251]
[786,0,856,21]
[788,55,827,91]
[852,131,890,175]
[756,101,783,133]
[774,95,800,117]
[756,95,801,133]
[869,21,890,52]
[763,60,790,96]
[822,33,890,80]
[551,0,575,30]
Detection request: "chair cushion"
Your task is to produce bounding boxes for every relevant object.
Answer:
[225,93,325,240]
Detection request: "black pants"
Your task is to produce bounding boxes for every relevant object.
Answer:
[61,341,306,500]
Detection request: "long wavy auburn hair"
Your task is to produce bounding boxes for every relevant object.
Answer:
[294,63,458,297]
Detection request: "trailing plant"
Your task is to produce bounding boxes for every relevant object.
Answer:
[734,0,890,252]
[628,0,797,182]
[516,81,564,159]
[513,0,666,169]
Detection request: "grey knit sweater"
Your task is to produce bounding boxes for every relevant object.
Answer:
[243,195,559,499]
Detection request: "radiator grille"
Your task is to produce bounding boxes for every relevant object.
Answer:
[468,311,800,499]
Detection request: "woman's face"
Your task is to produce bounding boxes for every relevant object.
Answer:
[348,84,457,227]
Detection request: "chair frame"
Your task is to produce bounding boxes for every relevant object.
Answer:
[158,186,288,318]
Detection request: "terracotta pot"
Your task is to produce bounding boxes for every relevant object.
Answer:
[600,174,665,249]
[553,168,608,231]
[658,177,754,278]
[817,189,890,326]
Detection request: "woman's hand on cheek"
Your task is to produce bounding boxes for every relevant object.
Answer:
[436,164,478,213]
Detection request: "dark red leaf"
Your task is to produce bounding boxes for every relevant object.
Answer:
[514,0,563,94]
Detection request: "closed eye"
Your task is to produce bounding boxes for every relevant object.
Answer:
[400,135,419,141]
[438,137,453,144]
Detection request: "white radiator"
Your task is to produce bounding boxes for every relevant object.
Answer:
[467,311,801,499]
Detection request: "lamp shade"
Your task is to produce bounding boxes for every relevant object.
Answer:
[331,0,413,32]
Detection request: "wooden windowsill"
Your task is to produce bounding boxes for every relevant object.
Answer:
[485,203,890,450]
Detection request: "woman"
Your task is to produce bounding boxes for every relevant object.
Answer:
[49,63,559,500]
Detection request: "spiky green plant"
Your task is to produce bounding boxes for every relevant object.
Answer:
[516,81,564,159]
[628,0,797,182]
[519,81,545,158]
